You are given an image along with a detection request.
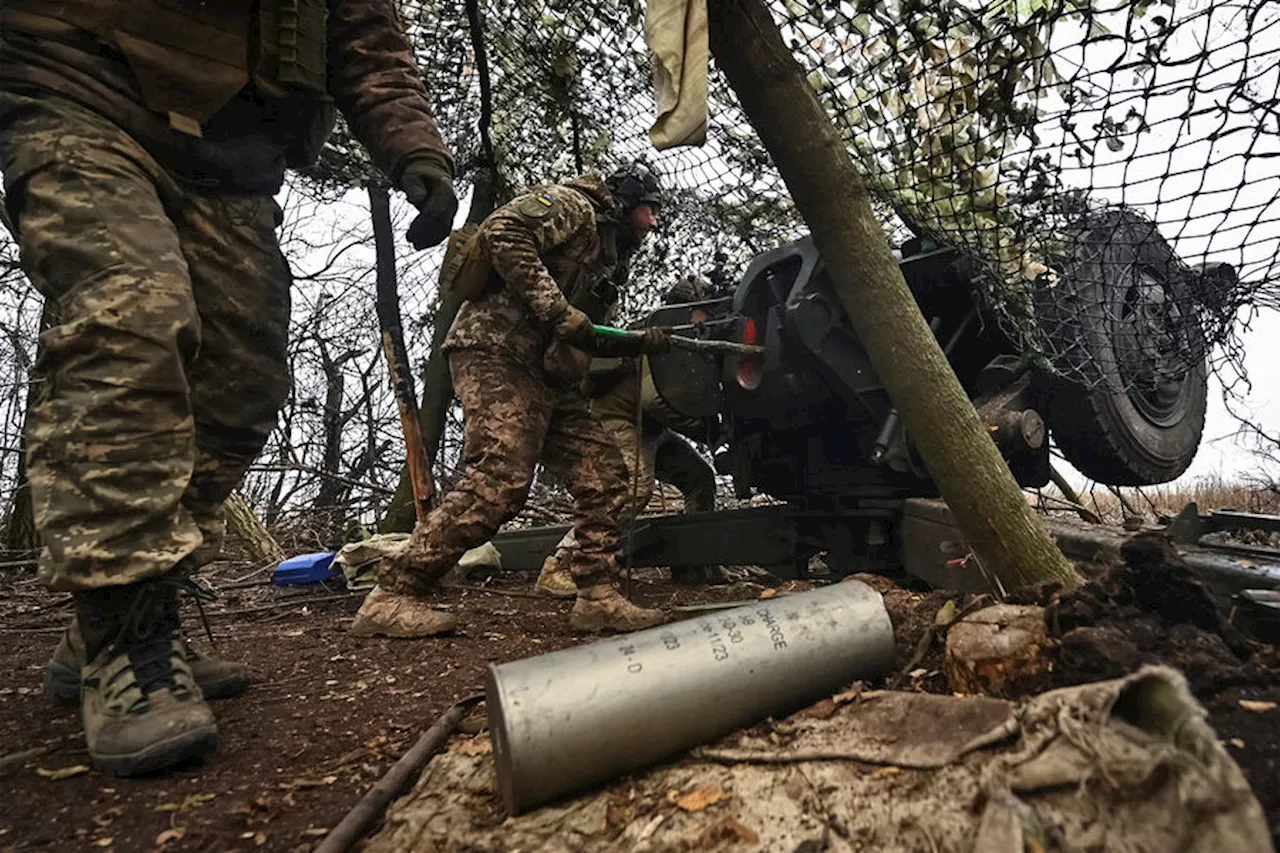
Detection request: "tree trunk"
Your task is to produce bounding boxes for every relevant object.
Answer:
[1,433,36,555]
[314,334,349,514]
[708,0,1081,593]
[371,183,437,530]
[224,491,285,565]
[380,167,503,533]
[2,305,47,556]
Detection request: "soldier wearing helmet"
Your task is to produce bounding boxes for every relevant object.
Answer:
[353,161,675,637]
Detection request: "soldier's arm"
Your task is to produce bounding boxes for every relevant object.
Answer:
[326,0,455,187]
[480,189,597,326]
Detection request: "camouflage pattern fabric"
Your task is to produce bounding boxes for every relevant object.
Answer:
[380,347,631,595]
[443,175,620,364]
[543,418,716,576]
[0,0,454,195]
[0,92,291,590]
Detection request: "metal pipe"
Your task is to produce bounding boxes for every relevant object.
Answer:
[315,696,480,853]
[486,581,895,814]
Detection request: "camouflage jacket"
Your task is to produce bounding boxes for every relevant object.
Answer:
[444,174,629,363]
[0,0,453,194]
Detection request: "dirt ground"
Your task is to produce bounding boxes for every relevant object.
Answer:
[2,543,1280,851]
[0,561,754,853]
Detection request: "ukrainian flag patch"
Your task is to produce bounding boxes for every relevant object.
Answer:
[518,191,558,219]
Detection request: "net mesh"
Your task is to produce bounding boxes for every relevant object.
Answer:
[2,0,1279,532]
[379,0,1280,391]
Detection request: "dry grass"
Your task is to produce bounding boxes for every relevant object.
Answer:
[1032,472,1280,526]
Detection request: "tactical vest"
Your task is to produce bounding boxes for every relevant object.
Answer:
[1,0,330,140]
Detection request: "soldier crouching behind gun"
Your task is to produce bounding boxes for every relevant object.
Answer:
[351,162,676,637]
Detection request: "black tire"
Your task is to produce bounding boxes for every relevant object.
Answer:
[1037,208,1208,486]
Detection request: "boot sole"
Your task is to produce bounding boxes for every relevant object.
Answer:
[349,622,458,638]
[568,614,668,634]
[92,724,219,777]
[45,662,249,703]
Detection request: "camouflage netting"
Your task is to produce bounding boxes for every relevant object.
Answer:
[326,0,1279,386]
[3,0,1279,529]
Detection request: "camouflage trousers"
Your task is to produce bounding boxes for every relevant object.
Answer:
[543,420,716,575]
[380,347,632,596]
[0,93,291,591]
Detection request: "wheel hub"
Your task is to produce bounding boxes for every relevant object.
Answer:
[1116,267,1195,425]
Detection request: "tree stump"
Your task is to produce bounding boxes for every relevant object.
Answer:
[945,604,1048,696]
[224,492,285,566]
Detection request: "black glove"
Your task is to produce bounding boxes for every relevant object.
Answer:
[401,160,459,250]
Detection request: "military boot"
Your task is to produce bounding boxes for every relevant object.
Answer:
[44,617,249,703]
[569,585,667,633]
[75,581,218,777]
[533,556,578,599]
[350,585,459,638]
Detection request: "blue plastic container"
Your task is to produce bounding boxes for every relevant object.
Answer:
[272,552,337,586]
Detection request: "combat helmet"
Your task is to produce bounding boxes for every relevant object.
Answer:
[605,160,664,211]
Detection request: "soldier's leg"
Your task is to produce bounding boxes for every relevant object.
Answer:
[603,418,659,521]
[541,395,665,632]
[535,415,654,597]
[159,192,291,694]
[353,349,554,637]
[653,432,724,584]
[176,194,291,569]
[0,93,215,775]
[653,432,716,513]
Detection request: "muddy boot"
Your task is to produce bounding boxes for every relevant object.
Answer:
[534,557,578,599]
[45,618,249,703]
[75,582,219,777]
[569,585,667,633]
[350,585,459,638]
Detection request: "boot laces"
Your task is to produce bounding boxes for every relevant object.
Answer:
[114,575,216,701]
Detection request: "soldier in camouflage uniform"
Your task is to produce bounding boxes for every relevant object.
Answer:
[534,276,722,598]
[0,0,457,776]
[352,162,673,637]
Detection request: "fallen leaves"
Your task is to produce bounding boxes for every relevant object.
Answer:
[1238,699,1277,712]
[698,815,760,846]
[282,775,338,790]
[36,764,90,780]
[155,793,216,813]
[92,806,124,828]
[154,827,186,846]
[668,785,727,812]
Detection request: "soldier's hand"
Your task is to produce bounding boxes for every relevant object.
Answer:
[402,161,459,250]
[552,307,597,348]
[640,326,672,354]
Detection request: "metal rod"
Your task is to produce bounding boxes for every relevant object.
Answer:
[1048,465,1102,524]
[486,581,895,814]
[591,324,764,355]
[314,696,480,853]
